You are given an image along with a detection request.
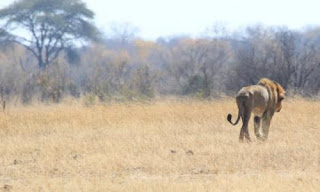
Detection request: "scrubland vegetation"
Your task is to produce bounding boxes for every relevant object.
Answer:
[0,0,320,104]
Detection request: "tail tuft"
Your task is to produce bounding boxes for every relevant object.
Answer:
[227,114,232,123]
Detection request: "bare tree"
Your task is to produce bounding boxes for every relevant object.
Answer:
[105,22,139,50]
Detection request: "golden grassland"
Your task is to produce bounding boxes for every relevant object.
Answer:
[0,98,319,191]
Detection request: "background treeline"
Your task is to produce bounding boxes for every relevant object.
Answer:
[1,24,320,104]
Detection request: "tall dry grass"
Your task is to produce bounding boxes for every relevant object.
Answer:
[0,98,319,191]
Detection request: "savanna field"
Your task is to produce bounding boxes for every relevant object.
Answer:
[0,98,319,191]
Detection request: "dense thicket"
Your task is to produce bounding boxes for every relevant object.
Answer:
[1,25,320,104]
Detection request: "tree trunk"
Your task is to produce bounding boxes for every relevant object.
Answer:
[38,55,46,70]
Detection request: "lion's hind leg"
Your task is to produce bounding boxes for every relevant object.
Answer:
[239,98,252,142]
[239,116,245,141]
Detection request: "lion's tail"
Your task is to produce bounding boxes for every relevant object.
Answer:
[227,96,245,126]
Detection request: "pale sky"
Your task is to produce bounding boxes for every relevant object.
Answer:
[0,0,319,40]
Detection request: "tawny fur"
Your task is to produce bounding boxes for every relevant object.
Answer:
[227,78,285,141]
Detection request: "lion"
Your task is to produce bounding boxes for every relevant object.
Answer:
[227,78,285,141]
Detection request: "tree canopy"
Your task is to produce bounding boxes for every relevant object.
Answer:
[0,0,99,69]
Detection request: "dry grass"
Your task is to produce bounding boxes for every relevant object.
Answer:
[0,98,319,191]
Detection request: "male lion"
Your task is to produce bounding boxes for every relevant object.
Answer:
[227,78,285,141]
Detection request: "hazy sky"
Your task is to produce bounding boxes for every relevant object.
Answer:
[0,0,319,40]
